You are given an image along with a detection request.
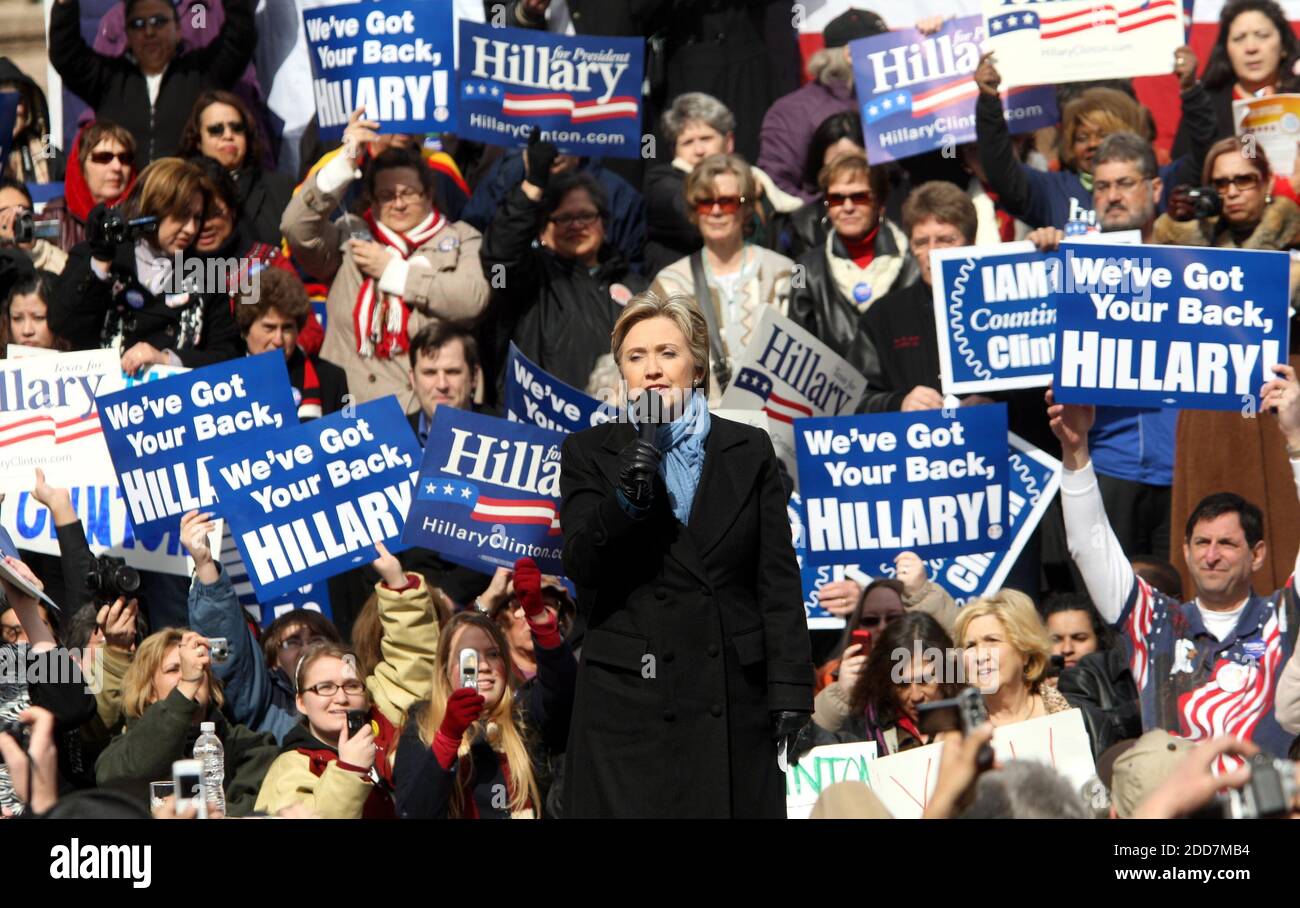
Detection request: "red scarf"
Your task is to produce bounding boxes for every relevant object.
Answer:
[65,126,136,223]
[353,208,446,359]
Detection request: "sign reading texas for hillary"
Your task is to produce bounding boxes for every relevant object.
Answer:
[504,343,616,433]
[1051,244,1291,411]
[303,0,456,141]
[96,353,298,541]
[983,0,1185,87]
[210,397,420,601]
[404,408,565,575]
[849,16,1058,164]
[456,21,644,159]
[796,406,1009,565]
[719,308,865,488]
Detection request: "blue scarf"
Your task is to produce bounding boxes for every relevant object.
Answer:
[630,392,711,524]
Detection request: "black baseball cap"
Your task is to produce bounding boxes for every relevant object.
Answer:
[823,9,889,48]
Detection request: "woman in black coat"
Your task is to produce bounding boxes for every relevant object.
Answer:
[558,291,814,818]
[51,157,241,373]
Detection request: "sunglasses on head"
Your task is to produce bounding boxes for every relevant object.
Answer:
[694,195,746,215]
[89,150,133,166]
[825,191,873,209]
[126,13,172,31]
[204,121,247,138]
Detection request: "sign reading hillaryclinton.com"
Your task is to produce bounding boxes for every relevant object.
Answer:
[796,406,1009,565]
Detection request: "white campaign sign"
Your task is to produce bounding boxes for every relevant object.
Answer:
[785,741,878,819]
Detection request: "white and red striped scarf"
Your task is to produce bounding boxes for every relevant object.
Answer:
[353,208,447,359]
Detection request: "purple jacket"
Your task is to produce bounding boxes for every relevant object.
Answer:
[757,78,856,203]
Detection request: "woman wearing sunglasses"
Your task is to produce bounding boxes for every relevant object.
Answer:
[647,153,794,397]
[42,121,138,251]
[49,0,256,164]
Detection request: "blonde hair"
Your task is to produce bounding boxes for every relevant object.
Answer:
[1058,88,1145,173]
[609,290,711,396]
[684,153,758,229]
[953,590,1053,692]
[124,157,209,227]
[293,641,363,694]
[122,628,225,720]
[413,612,541,818]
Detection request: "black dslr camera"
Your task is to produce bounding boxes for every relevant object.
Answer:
[11,213,61,246]
[86,554,140,602]
[1224,754,1298,819]
[1183,186,1223,219]
[97,210,160,246]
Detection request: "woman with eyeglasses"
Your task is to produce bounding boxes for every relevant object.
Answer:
[480,131,649,395]
[49,0,256,164]
[42,121,138,251]
[788,152,919,360]
[284,107,488,411]
[178,91,292,247]
[647,153,794,396]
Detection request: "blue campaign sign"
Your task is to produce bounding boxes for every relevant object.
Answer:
[457,21,644,159]
[303,0,456,141]
[849,16,1057,164]
[504,342,616,433]
[210,396,421,601]
[931,242,1056,395]
[404,407,565,575]
[1051,244,1292,411]
[796,406,1009,565]
[96,353,298,541]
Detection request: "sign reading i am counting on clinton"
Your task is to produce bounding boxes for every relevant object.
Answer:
[849,16,1058,164]
[796,406,1009,565]
[504,342,616,434]
[95,352,299,541]
[210,397,421,601]
[983,0,1186,88]
[303,0,456,141]
[457,21,644,159]
[404,407,565,575]
[1052,244,1292,411]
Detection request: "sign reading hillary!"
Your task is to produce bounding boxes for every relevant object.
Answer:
[404,408,565,575]
[1051,244,1291,411]
[211,397,420,601]
[96,353,298,540]
[303,0,456,140]
[456,21,644,159]
[850,16,1057,163]
[983,0,1185,88]
[504,343,616,433]
[796,407,1009,565]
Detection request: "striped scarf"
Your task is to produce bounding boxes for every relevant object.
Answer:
[353,209,446,358]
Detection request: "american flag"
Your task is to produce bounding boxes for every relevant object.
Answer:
[864,80,1043,124]
[419,477,561,535]
[988,0,1177,41]
[0,411,102,448]
[731,367,813,425]
[461,79,638,122]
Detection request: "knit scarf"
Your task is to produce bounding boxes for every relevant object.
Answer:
[648,391,712,525]
[353,208,446,358]
[825,221,907,314]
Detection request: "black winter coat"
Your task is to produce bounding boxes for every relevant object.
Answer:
[48,0,256,164]
[643,163,700,278]
[1058,647,1143,759]
[559,416,814,817]
[234,166,293,247]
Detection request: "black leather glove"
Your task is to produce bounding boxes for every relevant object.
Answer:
[772,710,815,767]
[85,203,121,261]
[617,439,661,512]
[524,127,559,192]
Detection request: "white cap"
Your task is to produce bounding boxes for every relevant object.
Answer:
[200,722,215,734]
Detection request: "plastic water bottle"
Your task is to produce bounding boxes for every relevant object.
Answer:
[193,722,225,817]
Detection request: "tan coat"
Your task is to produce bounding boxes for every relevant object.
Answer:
[282,172,489,411]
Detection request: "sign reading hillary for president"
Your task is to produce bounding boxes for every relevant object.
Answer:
[96,353,298,541]
[982,0,1185,88]
[796,407,1009,565]
[303,0,456,141]
[850,16,1057,164]
[211,397,420,601]
[456,21,644,159]
[504,343,616,434]
[1051,244,1291,411]
[404,408,565,575]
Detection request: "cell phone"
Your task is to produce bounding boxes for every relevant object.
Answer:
[208,637,230,664]
[172,759,204,818]
[916,687,990,737]
[850,629,873,655]
[458,648,479,690]
[346,709,371,738]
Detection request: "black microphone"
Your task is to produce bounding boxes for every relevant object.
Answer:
[632,390,664,503]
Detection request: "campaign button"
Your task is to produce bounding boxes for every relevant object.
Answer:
[1216,661,1249,693]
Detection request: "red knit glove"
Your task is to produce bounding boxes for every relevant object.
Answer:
[513,557,562,650]
[431,687,485,770]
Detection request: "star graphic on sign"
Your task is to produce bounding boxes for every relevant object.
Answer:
[1006,14,1017,25]
[882,98,893,110]
[992,19,1002,30]
[867,104,879,116]
[443,483,454,495]
[479,84,489,95]
[895,92,907,106]
[460,487,473,499]
[425,482,437,495]
[490,85,500,97]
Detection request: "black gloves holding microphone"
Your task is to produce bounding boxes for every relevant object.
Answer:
[617,438,661,512]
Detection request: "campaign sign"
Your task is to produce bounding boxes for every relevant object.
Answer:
[786,741,878,819]
[303,0,456,141]
[504,342,615,433]
[796,406,1009,565]
[982,0,1185,88]
[96,353,298,540]
[789,490,867,630]
[404,408,565,575]
[211,397,420,601]
[1052,244,1291,411]
[457,21,644,159]
[849,16,1057,164]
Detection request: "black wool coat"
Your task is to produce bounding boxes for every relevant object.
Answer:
[559,415,813,818]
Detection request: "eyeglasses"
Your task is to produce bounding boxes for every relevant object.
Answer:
[279,635,319,652]
[203,121,247,138]
[693,195,746,215]
[825,191,874,209]
[1093,176,1149,195]
[549,211,600,228]
[1211,173,1262,193]
[375,187,424,205]
[302,680,366,698]
[89,151,132,166]
[126,13,172,31]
